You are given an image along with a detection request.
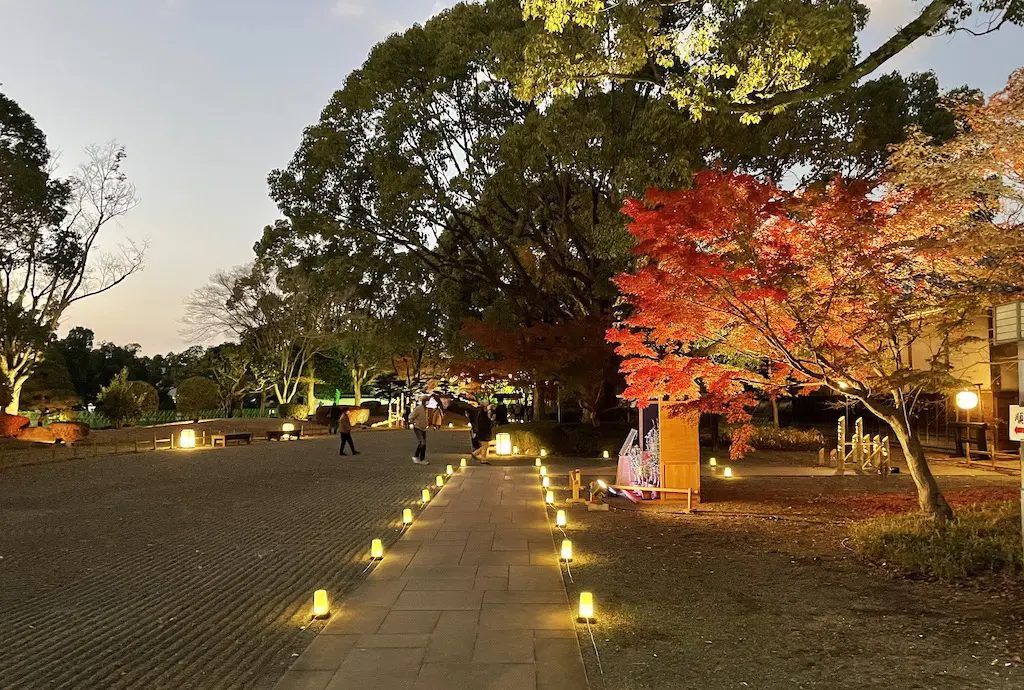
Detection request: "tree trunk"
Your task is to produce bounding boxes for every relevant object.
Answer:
[887,418,953,521]
[352,369,362,407]
[306,362,316,412]
[259,389,267,415]
[533,383,543,421]
[4,373,28,415]
[710,414,720,452]
[771,397,780,428]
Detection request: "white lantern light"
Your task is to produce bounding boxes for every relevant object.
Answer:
[540,448,547,458]
[495,433,512,456]
[602,450,609,459]
[422,488,431,503]
[545,490,554,505]
[460,458,467,467]
[556,510,567,528]
[512,445,520,455]
[371,538,384,560]
[312,590,330,618]
[535,458,542,467]
[436,475,444,487]
[578,592,594,620]
[708,457,717,467]
[955,390,979,411]
[179,429,197,449]
[561,539,573,562]
[446,464,454,476]
[403,508,413,525]
[542,476,550,488]
[723,467,734,479]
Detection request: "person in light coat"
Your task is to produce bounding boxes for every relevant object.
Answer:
[409,395,430,465]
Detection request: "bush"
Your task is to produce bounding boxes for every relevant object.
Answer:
[99,370,156,428]
[0,412,30,438]
[504,421,632,458]
[850,501,1023,580]
[49,421,90,443]
[279,403,309,420]
[20,388,81,413]
[127,381,159,414]
[176,377,221,420]
[16,426,57,443]
[721,425,824,450]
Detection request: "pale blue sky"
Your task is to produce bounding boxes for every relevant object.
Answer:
[0,0,1021,354]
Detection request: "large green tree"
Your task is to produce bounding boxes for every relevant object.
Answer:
[517,0,1020,120]
[265,0,961,416]
[1,92,142,414]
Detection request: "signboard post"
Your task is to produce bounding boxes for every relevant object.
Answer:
[1014,405,1024,566]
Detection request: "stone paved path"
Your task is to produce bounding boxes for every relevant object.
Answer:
[274,465,589,690]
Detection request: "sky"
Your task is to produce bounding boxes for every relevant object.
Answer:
[0,0,1021,355]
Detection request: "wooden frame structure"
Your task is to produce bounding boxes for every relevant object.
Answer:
[615,402,700,505]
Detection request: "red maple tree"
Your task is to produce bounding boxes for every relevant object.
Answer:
[610,163,1022,521]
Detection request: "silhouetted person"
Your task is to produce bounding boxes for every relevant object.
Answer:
[328,403,342,435]
[338,409,359,456]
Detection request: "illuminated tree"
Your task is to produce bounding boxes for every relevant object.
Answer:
[517,1,1020,120]
[611,160,1023,521]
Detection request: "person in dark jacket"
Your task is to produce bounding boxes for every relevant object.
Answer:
[328,403,342,435]
[469,402,493,464]
[338,408,360,456]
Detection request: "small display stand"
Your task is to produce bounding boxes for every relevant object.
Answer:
[614,402,700,505]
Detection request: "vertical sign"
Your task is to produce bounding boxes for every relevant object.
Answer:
[1011,405,1024,442]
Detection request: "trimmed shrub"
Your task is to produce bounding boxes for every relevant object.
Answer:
[49,422,90,443]
[721,425,824,451]
[176,377,221,420]
[0,413,30,438]
[347,407,370,426]
[279,403,309,420]
[15,426,57,444]
[850,501,1022,580]
[505,421,633,458]
[127,381,160,414]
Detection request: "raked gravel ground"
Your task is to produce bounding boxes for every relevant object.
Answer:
[0,429,475,689]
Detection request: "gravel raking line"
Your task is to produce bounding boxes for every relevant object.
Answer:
[0,430,466,689]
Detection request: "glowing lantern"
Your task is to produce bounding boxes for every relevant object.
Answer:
[556,510,567,528]
[512,445,520,455]
[709,457,717,467]
[578,592,594,620]
[422,488,431,503]
[535,458,542,467]
[460,458,467,467]
[448,422,454,428]
[540,448,547,458]
[542,476,550,488]
[402,508,413,525]
[179,429,197,449]
[282,422,295,440]
[561,540,573,562]
[545,490,554,505]
[446,464,454,475]
[540,466,547,477]
[956,390,979,410]
[436,475,444,487]
[371,538,384,560]
[495,433,512,456]
[312,589,330,618]
[602,450,609,459]
[723,467,733,479]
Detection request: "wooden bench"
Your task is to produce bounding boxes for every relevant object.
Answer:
[211,432,253,447]
[266,428,303,442]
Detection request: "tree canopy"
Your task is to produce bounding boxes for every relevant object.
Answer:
[516,0,1020,121]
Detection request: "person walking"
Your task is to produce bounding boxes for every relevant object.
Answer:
[470,401,493,464]
[338,408,360,456]
[409,395,430,465]
[328,402,341,435]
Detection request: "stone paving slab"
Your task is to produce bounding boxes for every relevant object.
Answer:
[274,466,589,690]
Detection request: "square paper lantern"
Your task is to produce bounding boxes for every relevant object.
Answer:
[561,540,573,562]
[312,590,329,619]
[556,510,567,528]
[495,433,512,456]
[542,476,550,489]
[436,475,444,487]
[422,488,431,503]
[402,508,413,525]
[545,490,554,505]
[460,458,468,467]
[446,464,454,475]
[371,538,384,560]
[578,592,594,620]
[179,429,197,449]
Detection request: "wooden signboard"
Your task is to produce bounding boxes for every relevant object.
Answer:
[659,403,701,504]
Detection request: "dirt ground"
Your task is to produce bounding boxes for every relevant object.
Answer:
[541,467,1024,690]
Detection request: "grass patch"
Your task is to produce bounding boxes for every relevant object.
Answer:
[850,501,1023,580]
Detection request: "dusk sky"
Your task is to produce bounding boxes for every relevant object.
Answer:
[1,0,1022,355]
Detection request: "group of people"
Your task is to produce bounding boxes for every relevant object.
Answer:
[406,394,500,466]
[492,399,532,426]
